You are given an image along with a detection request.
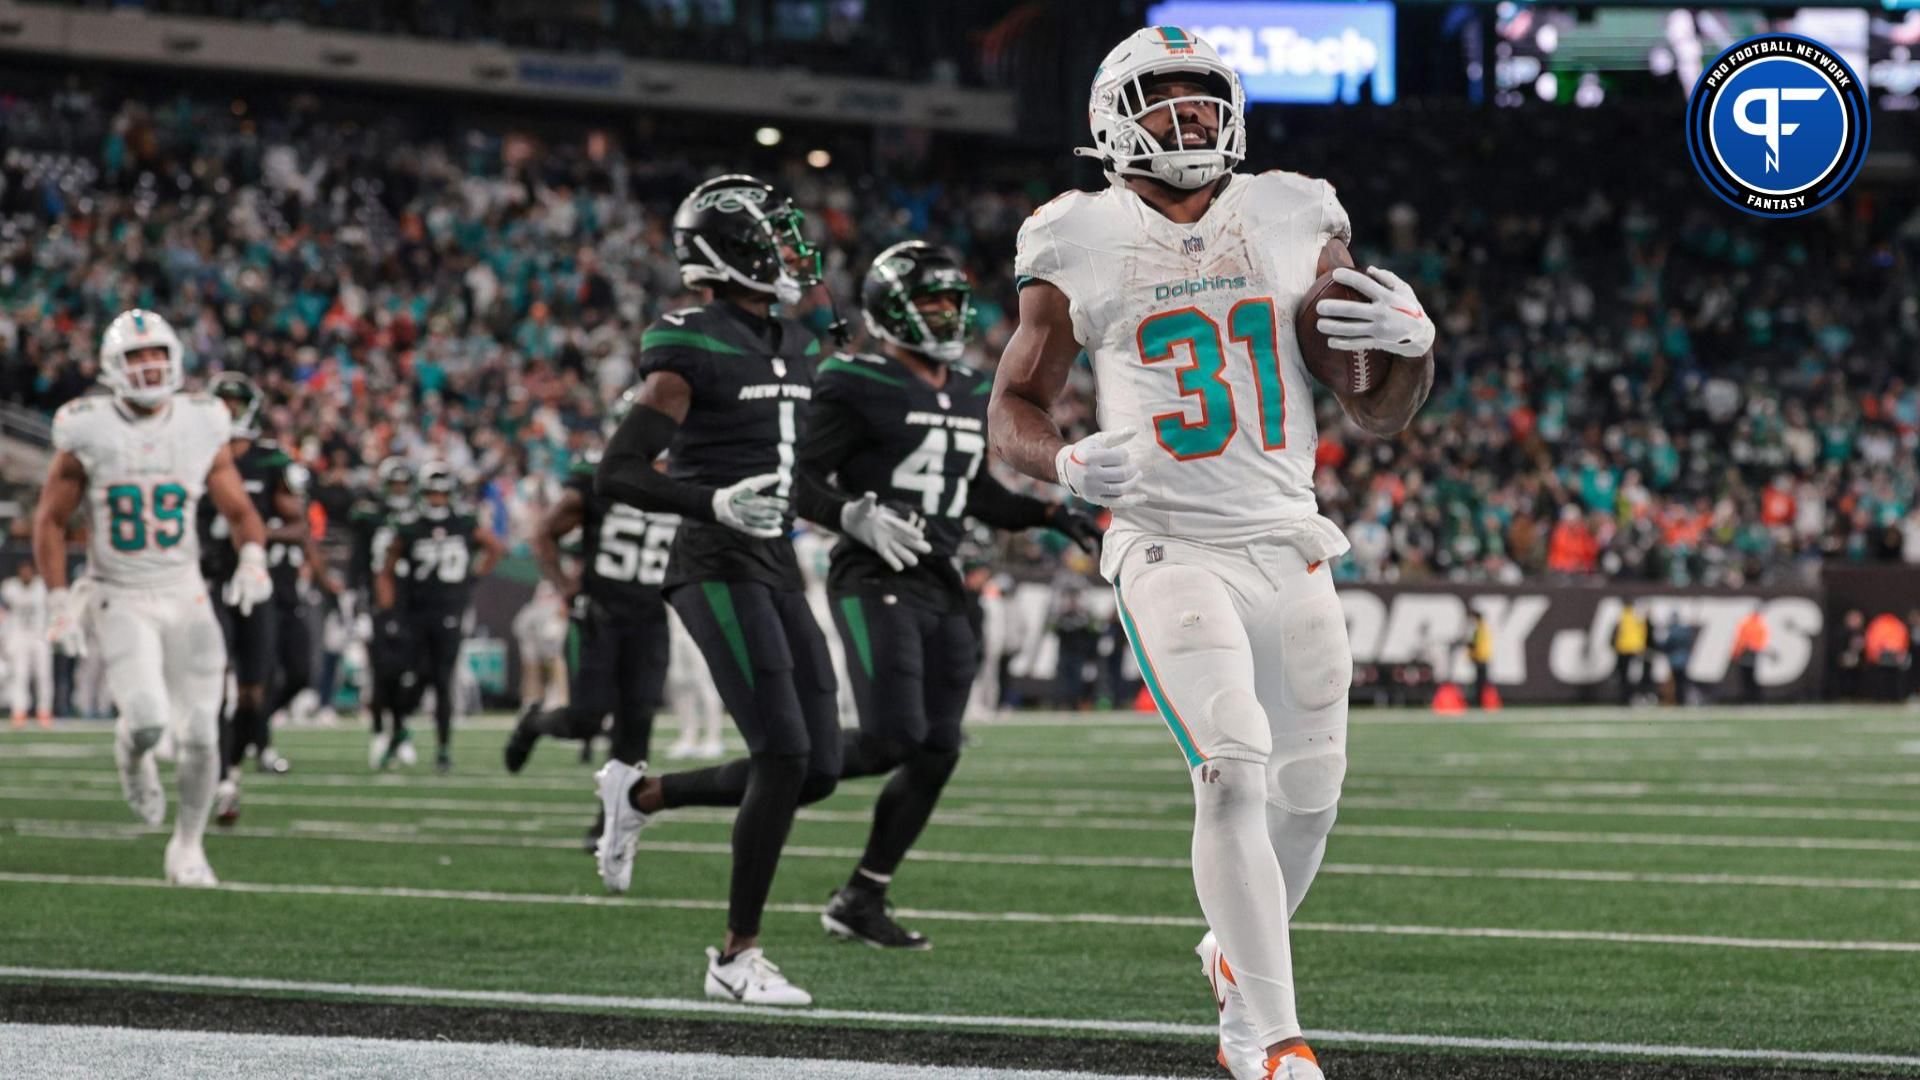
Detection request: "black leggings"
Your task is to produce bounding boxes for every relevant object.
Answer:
[655,580,840,938]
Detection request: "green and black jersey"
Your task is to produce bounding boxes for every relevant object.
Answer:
[567,456,675,619]
[798,352,1052,609]
[390,504,483,614]
[196,439,293,590]
[634,300,821,592]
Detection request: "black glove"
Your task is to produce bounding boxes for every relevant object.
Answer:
[1047,503,1103,553]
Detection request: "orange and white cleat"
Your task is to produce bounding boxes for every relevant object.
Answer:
[1198,932,1264,1078]
[1262,1044,1324,1080]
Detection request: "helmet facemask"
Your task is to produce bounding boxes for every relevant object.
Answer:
[99,308,187,408]
[685,199,823,306]
[866,284,974,365]
[1081,34,1248,191]
[210,372,264,439]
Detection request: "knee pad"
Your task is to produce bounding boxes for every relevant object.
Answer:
[1280,591,1352,712]
[125,720,165,753]
[1204,686,1273,762]
[120,692,168,743]
[797,770,839,805]
[1267,737,1346,816]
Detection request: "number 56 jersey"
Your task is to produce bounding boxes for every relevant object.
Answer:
[52,392,232,590]
[1015,171,1352,575]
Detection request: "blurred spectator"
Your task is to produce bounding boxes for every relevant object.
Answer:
[1466,610,1494,709]
[1611,600,1652,705]
[1864,612,1912,703]
[1832,609,1867,700]
[1658,613,1700,707]
[1731,609,1771,704]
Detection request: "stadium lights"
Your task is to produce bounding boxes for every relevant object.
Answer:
[754,126,782,147]
[807,149,832,168]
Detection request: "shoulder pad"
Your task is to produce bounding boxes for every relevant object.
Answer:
[816,352,908,389]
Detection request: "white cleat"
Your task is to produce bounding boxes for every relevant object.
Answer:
[1259,1047,1325,1080]
[1198,932,1266,1079]
[593,759,652,893]
[164,837,219,888]
[214,778,242,827]
[695,737,725,759]
[665,739,699,761]
[115,735,167,827]
[395,738,419,767]
[703,946,812,1006]
[369,733,392,771]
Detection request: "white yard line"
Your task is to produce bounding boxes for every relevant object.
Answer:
[10,768,1920,826]
[0,1025,1184,1080]
[17,819,1920,892]
[3,872,1918,954]
[7,787,1918,851]
[2,968,1918,1070]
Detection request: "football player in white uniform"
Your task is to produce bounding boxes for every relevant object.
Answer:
[3,561,54,728]
[987,27,1435,1080]
[32,310,274,887]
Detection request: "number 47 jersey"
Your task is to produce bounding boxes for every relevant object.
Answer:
[1015,171,1352,574]
[52,392,232,590]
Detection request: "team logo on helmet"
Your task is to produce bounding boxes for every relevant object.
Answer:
[690,186,770,214]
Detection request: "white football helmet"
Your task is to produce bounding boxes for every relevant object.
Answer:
[98,309,185,407]
[1077,26,1247,190]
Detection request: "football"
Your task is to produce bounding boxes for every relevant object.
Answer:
[1295,245,1393,398]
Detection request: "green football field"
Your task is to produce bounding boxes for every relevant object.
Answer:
[3,704,1919,1077]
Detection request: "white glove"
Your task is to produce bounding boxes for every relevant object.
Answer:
[46,584,88,658]
[712,473,789,539]
[840,492,933,572]
[1054,427,1144,509]
[1314,266,1435,358]
[225,542,274,616]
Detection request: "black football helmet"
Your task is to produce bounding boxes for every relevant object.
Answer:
[377,457,415,511]
[208,371,264,439]
[861,241,974,364]
[418,461,458,493]
[672,174,822,305]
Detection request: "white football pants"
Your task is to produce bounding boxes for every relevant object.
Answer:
[1111,534,1352,1047]
[6,634,53,718]
[89,579,228,846]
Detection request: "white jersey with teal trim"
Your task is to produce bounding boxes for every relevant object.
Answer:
[1015,170,1353,577]
[52,392,231,589]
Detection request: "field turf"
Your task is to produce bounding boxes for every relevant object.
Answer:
[3,704,1918,1078]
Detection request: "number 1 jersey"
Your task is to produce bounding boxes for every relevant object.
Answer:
[52,392,232,590]
[1014,171,1352,575]
[634,301,820,592]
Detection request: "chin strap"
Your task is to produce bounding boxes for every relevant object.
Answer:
[822,291,852,349]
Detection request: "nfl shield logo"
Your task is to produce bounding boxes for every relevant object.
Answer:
[1145,544,1164,564]
[771,358,787,378]
[937,393,951,410]
[1182,236,1204,257]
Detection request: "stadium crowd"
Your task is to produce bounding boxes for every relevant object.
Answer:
[3,77,1919,594]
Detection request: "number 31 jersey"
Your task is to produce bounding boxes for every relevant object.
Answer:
[1015,171,1352,574]
[52,392,232,589]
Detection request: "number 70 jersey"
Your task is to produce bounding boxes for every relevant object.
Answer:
[1015,171,1352,563]
[52,392,233,589]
